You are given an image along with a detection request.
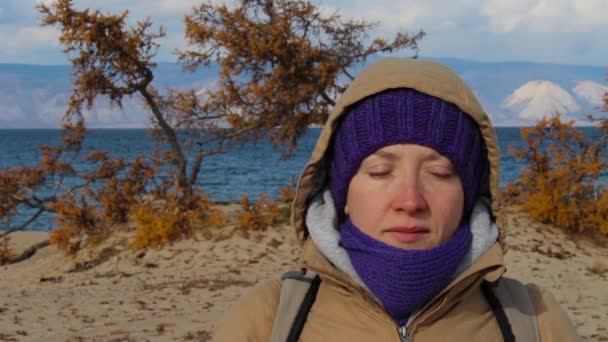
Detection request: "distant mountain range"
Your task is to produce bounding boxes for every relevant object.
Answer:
[0,58,606,128]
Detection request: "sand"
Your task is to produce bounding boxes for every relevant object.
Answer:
[0,207,606,341]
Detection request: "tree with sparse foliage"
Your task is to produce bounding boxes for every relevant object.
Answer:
[180,0,424,156]
[1,0,424,257]
[37,0,200,194]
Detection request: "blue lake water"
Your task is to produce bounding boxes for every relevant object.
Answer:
[0,127,603,231]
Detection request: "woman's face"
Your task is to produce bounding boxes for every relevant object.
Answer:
[345,144,464,250]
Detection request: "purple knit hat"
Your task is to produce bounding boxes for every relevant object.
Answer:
[329,88,485,219]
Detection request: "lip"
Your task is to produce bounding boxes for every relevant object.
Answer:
[384,226,429,243]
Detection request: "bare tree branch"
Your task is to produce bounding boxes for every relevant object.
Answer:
[0,208,46,239]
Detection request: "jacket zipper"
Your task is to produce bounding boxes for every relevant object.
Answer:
[398,325,410,342]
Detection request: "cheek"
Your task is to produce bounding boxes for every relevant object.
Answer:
[345,182,387,230]
[426,185,464,232]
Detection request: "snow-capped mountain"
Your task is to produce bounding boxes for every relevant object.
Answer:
[574,80,608,106]
[501,81,580,121]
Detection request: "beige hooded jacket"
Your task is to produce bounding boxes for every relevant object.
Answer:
[214,58,579,341]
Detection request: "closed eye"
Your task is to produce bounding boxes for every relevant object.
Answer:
[430,171,454,178]
[368,170,392,178]
[427,167,456,178]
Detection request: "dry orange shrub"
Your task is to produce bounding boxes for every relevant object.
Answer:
[49,195,106,256]
[278,177,297,205]
[505,114,608,235]
[235,194,282,232]
[277,177,299,223]
[130,190,227,249]
[45,152,157,256]
[0,167,46,226]
[92,155,156,224]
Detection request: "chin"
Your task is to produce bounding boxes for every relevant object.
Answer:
[386,238,434,251]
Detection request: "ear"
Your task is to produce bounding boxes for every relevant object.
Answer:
[344,204,349,215]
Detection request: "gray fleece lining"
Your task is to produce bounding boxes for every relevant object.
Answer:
[305,188,499,292]
[306,189,370,292]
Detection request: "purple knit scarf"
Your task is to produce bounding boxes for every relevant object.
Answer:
[339,219,472,325]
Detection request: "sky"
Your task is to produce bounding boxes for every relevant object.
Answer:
[0,0,607,66]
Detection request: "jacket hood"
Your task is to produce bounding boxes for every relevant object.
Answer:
[291,58,504,245]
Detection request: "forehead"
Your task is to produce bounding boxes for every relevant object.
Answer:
[365,144,450,163]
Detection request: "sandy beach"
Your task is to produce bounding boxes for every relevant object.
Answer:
[1,206,607,341]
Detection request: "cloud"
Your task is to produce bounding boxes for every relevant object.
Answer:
[62,0,223,19]
[324,0,485,31]
[141,0,198,16]
[34,92,68,125]
[0,0,607,65]
[575,0,608,21]
[94,106,125,123]
[320,0,608,45]
[480,0,537,32]
[37,0,57,7]
[324,0,608,34]
[0,105,26,122]
[0,1,34,22]
[0,25,59,50]
[480,0,608,33]
[313,0,608,65]
[30,89,151,128]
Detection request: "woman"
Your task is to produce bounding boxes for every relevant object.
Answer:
[215,58,579,341]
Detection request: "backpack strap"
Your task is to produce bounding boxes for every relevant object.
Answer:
[483,277,540,342]
[482,281,516,342]
[271,272,539,342]
[271,270,320,342]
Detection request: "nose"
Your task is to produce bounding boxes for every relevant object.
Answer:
[391,173,428,213]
